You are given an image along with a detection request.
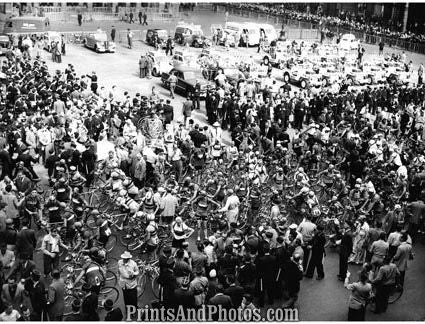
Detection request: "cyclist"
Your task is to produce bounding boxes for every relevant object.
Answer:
[294,167,309,183]
[180,177,199,203]
[70,187,88,221]
[44,194,63,224]
[116,189,140,217]
[141,189,159,215]
[122,177,140,200]
[256,159,268,184]
[192,190,219,241]
[93,209,121,246]
[106,170,125,193]
[144,213,159,261]
[272,167,285,193]
[22,188,43,228]
[53,177,72,204]
[75,255,106,294]
[68,165,86,192]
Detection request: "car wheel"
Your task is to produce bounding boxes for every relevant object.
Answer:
[300,79,307,89]
[152,68,159,77]
[94,45,99,53]
[263,56,270,65]
[284,73,290,83]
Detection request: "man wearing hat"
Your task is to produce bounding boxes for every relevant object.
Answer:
[104,298,123,321]
[173,276,195,310]
[189,266,208,306]
[47,269,65,321]
[118,251,139,313]
[63,299,83,321]
[24,270,47,321]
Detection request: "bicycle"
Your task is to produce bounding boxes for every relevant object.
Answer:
[135,259,160,298]
[63,279,119,316]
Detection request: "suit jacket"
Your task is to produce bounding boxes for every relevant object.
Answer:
[104,307,123,321]
[173,287,195,309]
[48,279,65,317]
[10,260,36,281]
[1,283,24,310]
[16,228,36,259]
[393,242,413,271]
[224,284,244,308]
[255,254,277,284]
[25,279,47,313]
[208,293,233,309]
[82,292,98,316]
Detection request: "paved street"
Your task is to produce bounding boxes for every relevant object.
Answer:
[25,9,425,320]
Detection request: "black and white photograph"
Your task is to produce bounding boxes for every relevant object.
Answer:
[0,1,424,322]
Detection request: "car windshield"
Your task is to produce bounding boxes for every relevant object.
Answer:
[94,34,107,42]
[157,30,167,38]
[192,30,203,36]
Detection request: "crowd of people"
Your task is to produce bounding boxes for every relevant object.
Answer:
[225,3,425,47]
[0,22,423,322]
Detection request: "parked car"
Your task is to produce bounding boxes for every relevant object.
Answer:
[146,29,168,48]
[174,23,210,48]
[0,34,10,56]
[84,31,115,53]
[3,16,50,35]
[146,51,173,77]
[172,50,200,69]
[161,66,213,98]
[339,34,360,51]
[42,31,62,52]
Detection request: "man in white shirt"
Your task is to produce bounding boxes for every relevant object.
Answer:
[0,304,20,321]
[218,189,240,224]
[41,227,68,278]
[118,251,139,313]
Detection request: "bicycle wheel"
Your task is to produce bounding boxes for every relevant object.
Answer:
[105,270,118,287]
[388,285,403,304]
[137,274,148,298]
[104,234,117,253]
[98,286,119,307]
[151,275,160,299]
[119,231,133,248]
[128,238,143,252]
[106,257,119,271]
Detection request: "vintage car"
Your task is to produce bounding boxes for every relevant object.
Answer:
[145,29,168,48]
[172,50,200,69]
[174,23,210,48]
[42,31,62,52]
[84,31,115,53]
[146,51,173,77]
[0,34,10,56]
[339,33,360,51]
[161,66,214,98]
